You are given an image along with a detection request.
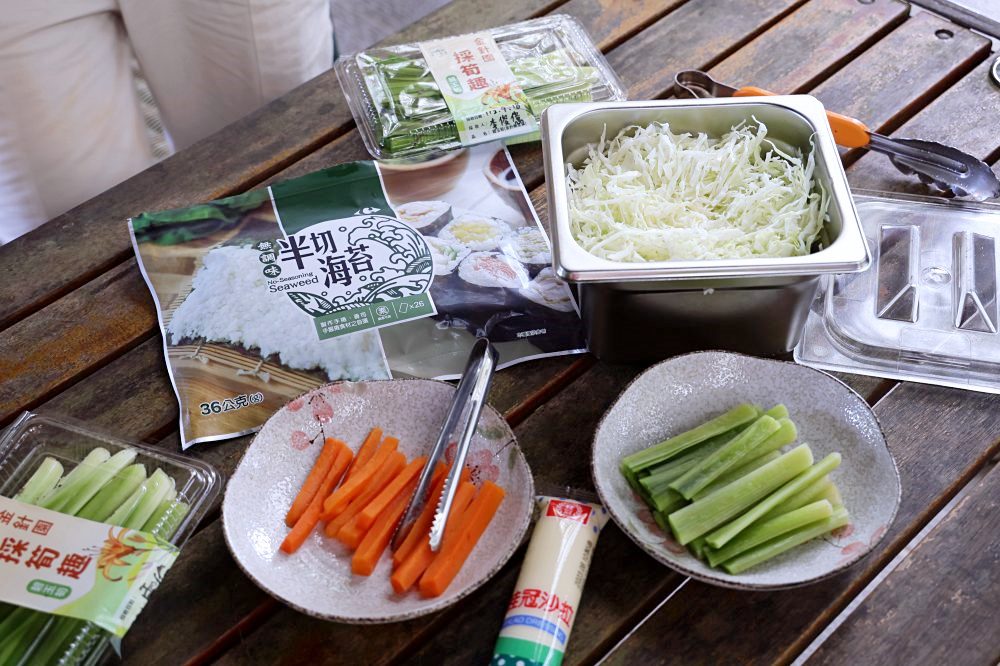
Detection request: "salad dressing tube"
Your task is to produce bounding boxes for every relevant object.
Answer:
[491,495,609,666]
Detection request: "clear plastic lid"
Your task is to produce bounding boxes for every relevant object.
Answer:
[795,192,1000,393]
[336,14,627,162]
[0,412,223,664]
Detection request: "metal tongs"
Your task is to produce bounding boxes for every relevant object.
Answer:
[674,69,1000,201]
[391,338,499,552]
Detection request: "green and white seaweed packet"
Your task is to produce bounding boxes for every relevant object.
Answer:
[129,145,587,448]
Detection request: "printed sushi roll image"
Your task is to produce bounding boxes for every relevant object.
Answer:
[457,251,530,290]
[500,227,551,277]
[375,141,587,378]
[439,214,513,252]
[519,267,576,313]
[394,200,453,236]
[425,236,471,276]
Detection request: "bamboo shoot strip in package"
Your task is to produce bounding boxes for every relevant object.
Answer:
[0,413,221,666]
[336,15,626,161]
[129,142,586,448]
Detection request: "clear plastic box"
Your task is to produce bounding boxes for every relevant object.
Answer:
[336,14,626,162]
[796,192,1000,393]
[0,412,222,665]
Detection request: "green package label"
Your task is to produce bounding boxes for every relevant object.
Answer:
[0,497,179,637]
[419,32,539,146]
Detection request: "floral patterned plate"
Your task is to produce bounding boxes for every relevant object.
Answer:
[592,351,901,590]
[222,379,533,622]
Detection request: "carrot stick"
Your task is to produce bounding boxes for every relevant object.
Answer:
[392,463,448,567]
[391,464,471,567]
[323,451,405,536]
[390,480,475,594]
[357,456,427,532]
[322,437,398,517]
[418,481,505,597]
[351,474,422,576]
[280,443,352,554]
[343,427,382,483]
[285,437,341,527]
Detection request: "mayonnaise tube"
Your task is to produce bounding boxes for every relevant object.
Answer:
[491,496,609,666]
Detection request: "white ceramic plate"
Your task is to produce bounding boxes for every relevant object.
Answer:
[222,379,534,622]
[592,351,900,590]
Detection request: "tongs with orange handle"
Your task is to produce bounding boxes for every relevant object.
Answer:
[673,69,999,200]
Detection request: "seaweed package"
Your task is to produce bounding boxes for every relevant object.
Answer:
[129,142,586,448]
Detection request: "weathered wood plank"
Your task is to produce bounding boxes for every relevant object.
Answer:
[0,0,568,331]
[811,10,990,163]
[847,56,1000,193]
[599,382,1000,666]
[37,337,176,442]
[0,260,157,425]
[709,0,908,93]
[807,463,1000,665]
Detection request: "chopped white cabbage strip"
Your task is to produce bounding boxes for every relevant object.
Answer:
[566,120,830,262]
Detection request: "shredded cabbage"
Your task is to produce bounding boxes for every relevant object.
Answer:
[566,120,830,262]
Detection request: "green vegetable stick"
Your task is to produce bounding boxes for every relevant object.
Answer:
[1,451,188,666]
[637,404,787,494]
[0,610,49,665]
[824,482,844,509]
[761,476,830,520]
[77,464,147,522]
[138,486,176,529]
[706,500,834,567]
[691,451,782,501]
[689,536,709,561]
[105,479,149,526]
[13,458,63,505]
[650,488,686,514]
[671,416,783,500]
[764,404,789,420]
[20,616,89,666]
[706,452,842,549]
[722,507,850,574]
[143,499,190,537]
[122,469,174,530]
[652,509,670,533]
[622,404,759,474]
[60,449,138,517]
[39,448,110,511]
[668,445,814,545]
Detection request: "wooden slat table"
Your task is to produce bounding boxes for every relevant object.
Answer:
[2,0,998,663]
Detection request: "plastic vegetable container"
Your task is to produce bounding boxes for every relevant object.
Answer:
[336,14,626,162]
[0,412,222,666]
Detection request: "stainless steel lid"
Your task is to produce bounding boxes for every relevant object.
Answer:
[541,97,871,283]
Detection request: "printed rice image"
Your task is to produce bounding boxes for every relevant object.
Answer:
[168,245,387,380]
